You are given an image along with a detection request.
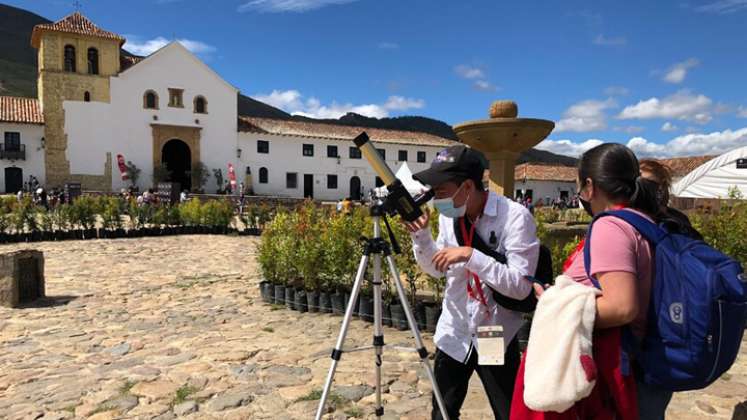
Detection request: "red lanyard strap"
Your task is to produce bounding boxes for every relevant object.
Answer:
[460,217,489,307]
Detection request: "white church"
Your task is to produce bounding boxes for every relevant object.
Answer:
[0,12,454,200]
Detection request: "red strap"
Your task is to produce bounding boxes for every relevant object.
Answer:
[460,217,489,307]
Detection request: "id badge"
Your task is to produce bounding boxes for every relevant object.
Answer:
[477,325,504,366]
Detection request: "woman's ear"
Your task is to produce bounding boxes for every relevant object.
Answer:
[585,178,595,200]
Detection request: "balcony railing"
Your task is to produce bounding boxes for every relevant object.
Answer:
[0,144,26,160]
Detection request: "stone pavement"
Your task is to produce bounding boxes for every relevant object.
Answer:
[0,236,744,419]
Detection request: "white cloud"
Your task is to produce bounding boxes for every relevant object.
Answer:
[473,80,499,92]
[555,98,616,132]
[536,138,605,157]
[124,36,216,56]
[253,89,425,119]
[617,90,713,123]
[454,65,485,80]
[661,122,678,132]
[695,0,747,14]
[454,64,498,93]
[383,95,424,111]
[737,106,747,118]
[238,0,358,13]
[538,127,747,158]
[662,58,700,84]
[604,86,629,96]
[378,42,399,50]
[593,34,627,46]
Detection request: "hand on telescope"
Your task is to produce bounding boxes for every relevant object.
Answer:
[432,247,473,273]
[403,209,430,233]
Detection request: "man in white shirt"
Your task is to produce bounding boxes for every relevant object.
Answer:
[407,145,540,420]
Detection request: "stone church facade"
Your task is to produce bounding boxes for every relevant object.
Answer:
[0,12,454,200]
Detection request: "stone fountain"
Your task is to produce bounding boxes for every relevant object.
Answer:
[453,100,555,197]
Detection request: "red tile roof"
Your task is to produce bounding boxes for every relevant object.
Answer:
[514,163,577,182]
[238,116,456,147]
[0,96,44,125]
[31,12,125,48]
[652,156,715,178]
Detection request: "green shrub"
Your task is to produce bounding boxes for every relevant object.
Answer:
[691,201,747,267]
[178,199,202,226]
[70,196,98,230]
[101,197,123,230]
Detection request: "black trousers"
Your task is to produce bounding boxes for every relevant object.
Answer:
[431,338,520,420]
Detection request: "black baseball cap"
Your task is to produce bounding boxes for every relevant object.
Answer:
[413,145,487,188]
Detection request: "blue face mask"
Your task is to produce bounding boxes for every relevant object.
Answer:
[433,183,468,218]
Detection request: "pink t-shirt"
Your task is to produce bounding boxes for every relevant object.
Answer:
[564,209,654,338]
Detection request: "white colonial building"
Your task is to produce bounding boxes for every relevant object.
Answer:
[0,12,454,198]
[513,163,577,205]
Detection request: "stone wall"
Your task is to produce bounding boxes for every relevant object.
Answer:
[37,32,119,189]
[0,250,45,308]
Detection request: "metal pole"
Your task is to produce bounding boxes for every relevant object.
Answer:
[314,254,369,420]
[385,254,450,420]
[371,217,385,417]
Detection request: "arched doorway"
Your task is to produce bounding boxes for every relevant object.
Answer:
[350,176,361,200]
[4,167,22,194]
[161,139,191,191]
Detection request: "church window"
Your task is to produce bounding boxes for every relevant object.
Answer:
[194,96,207,113]
[84,91,91,102]
[259,167,268,184]
[64,45,76,72]
[144,90,158,109]
[168,88,184,108]
[87,48,99,75]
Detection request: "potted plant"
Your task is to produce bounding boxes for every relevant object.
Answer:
[188,161,210,194]
[125,161,142,192]
[40,208,54,241]
[212,168,224,194]
[425,275,444,333]
[152,163,172,185]
[0,205,9,243]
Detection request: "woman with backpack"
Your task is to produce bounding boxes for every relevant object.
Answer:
[512,143,671,420]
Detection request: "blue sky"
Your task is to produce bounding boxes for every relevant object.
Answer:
[7,0,747,158]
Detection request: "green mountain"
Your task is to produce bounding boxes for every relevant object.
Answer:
[0,3,576,166]
[0,4,49,97]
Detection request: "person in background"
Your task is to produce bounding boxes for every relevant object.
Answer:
[180,190,188,203]
[341,197,353,214]
[639,159,703,240]
[525,143,671,420]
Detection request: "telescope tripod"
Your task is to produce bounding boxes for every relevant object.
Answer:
[315,205,449,419]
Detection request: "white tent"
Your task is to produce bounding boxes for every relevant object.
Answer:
[672,145,747,199]
[373,162,427,196]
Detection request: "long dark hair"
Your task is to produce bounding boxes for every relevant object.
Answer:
[578,143,660,216]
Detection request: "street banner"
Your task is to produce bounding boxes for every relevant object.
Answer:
[117,154,129,180]
[228,163,237,192]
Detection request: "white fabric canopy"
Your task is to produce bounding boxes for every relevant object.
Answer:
[672,145,747,199]
[373,162,428,196]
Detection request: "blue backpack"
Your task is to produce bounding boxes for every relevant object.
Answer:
[584,209,747,391]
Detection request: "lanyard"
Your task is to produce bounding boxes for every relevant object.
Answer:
[459,191,490,307]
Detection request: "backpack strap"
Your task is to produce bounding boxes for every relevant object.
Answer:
[583,209,667,289]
